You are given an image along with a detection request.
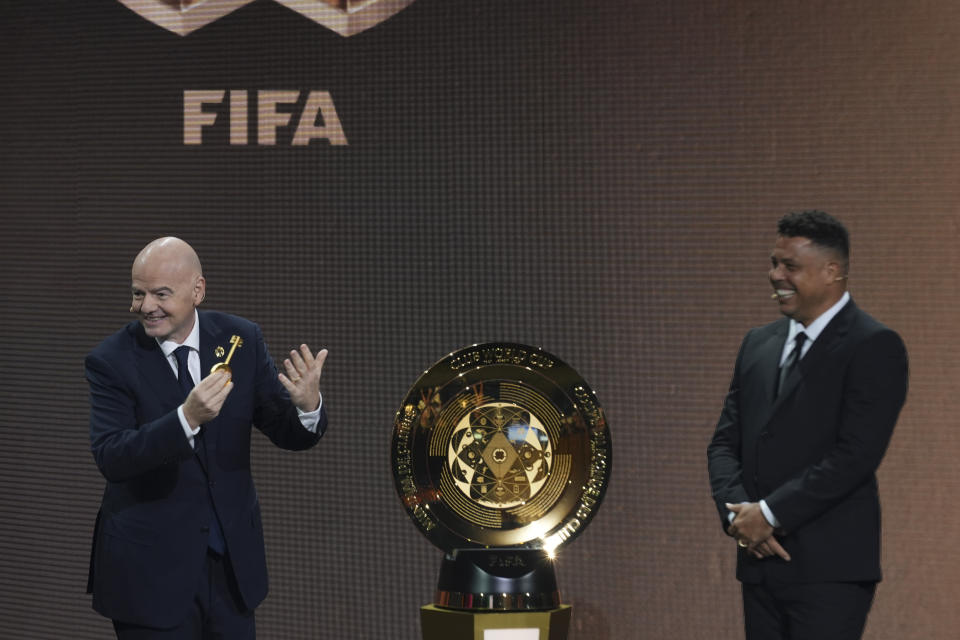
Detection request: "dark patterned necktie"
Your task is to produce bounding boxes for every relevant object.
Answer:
[174,345,195,398]
[174,345,226,554]
[777,332,807,398]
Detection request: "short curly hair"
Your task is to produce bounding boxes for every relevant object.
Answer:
[777,211,849,267]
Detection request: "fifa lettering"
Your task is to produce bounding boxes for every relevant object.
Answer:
[184,90,348,146]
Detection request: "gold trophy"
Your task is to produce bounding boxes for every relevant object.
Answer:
[392,343,612,640]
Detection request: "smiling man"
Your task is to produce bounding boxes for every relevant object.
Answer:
[85,237,329,639]
[131,237,205,343]
[707,211,908,640]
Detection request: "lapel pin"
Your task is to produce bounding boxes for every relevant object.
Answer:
[211,334,243,376]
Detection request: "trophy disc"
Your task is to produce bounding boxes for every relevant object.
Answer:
[392,343,611,553]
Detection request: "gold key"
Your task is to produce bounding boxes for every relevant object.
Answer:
[211,335,243,376]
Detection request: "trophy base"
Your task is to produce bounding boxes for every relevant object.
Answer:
[435,549,560,611]
[420,604,572,640]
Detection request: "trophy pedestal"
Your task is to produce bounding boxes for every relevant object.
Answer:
[420,604,572,640]
[421,549,571,640]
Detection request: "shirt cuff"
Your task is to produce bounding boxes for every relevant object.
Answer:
[296,393,324,434]
[759,499,780,528]
[727,501,779,528]
[177,404,201,448]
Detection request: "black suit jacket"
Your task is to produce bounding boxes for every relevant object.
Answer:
[85,310,326,627]
[707,299,907,584]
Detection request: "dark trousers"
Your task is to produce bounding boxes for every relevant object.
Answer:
[742,580,876,640]
[113,551,255,640]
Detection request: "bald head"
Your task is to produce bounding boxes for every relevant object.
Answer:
[130,237,206,344]
[133,236,203,280]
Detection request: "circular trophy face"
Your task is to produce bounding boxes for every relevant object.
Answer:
[392,343,611,552]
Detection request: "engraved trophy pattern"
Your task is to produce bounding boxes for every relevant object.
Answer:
[447,404,552,509]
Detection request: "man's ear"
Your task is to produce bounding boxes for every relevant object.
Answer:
[824,260,839,281]
[193,275,206,305]
[824,260,848,284]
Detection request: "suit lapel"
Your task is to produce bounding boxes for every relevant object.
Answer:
[197,311,227,462]
[769,300,857,413]
[132,323,183,410]
[794,300,855,376]
[752,321,789,428]
[198,311,221,382]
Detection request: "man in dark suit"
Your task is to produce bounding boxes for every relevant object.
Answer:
[707,211,908,640]
[86,237,329,639]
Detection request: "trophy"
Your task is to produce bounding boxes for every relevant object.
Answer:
[392,343,612,640]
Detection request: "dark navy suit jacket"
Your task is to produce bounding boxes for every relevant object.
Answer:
[85,310,325,628]
[707,300,908,584]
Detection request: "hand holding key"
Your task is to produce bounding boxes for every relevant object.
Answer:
[182,371,234,428]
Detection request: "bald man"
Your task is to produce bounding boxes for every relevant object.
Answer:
[85,237,328,639]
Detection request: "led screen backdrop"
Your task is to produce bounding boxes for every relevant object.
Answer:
[1,1,959,638]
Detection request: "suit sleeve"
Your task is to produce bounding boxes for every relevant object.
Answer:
[764,329,908,532]
[707,331,753,531]
[250,323,327,451]
[86,352,195,483]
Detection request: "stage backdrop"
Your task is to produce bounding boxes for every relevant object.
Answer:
[1,1,959,638]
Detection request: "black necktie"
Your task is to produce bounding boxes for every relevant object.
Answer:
[174,345,226,554]
[174,345,195,398]
[777,332,806,398]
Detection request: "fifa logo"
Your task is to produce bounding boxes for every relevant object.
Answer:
[184,90,349,145]
[118,0,416,37]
